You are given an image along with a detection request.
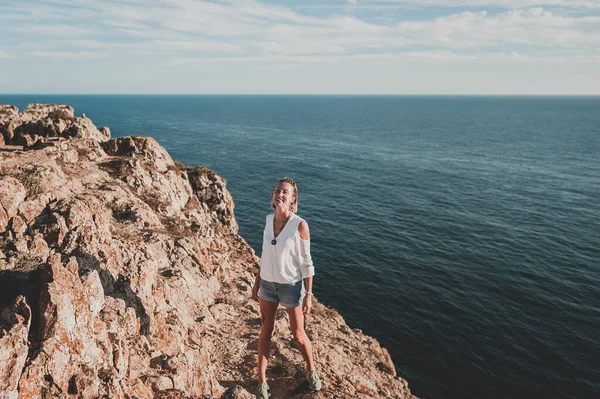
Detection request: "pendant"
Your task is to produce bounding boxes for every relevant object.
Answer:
[271,239,277,245]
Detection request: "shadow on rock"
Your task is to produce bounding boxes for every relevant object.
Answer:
[75,252,150,335]
[0,259,48,359]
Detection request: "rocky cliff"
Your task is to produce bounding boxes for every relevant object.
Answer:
[0,104,417,399]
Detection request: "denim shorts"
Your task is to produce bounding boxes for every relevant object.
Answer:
[259,279,305,308]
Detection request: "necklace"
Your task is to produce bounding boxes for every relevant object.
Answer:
[271,213,291,245]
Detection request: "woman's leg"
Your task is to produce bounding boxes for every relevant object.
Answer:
[258,298,279,383]
[285,306,315,371]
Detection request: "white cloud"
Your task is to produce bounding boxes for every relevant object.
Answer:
[16,24,95,37]
[152,40,241,52]
[0,49,18,59]
[68,39,133,49]
[27,51,109,59]
[171,49,600,65]
[219,0,322,24]
[4,1,599,57]
[366,0,600,9]
[4,1,600,54]
[330,16,392,34]
[392,8,600,48]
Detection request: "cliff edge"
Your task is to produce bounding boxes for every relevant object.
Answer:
[0,104,417,399]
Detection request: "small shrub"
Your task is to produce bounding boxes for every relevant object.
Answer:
[4,170,43,197]
[167,161,189,173]
[48,109,75,122]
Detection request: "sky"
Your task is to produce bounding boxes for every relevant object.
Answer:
[1,0,600,94]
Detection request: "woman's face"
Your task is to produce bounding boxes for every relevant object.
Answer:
[272,182,295,211]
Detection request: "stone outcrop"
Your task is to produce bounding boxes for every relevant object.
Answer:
[0,296,31,399]
[0,104,110,147]
[0,104,417,399]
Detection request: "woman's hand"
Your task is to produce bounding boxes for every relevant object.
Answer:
[251,280,260,302]
[302,294,312,315]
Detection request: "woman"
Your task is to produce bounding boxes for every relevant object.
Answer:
[251,177,322,399]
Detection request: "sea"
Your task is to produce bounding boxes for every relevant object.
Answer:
[2,95,599,399]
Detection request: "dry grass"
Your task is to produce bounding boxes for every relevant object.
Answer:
[0,169,43,197]
[98,159,130,180]
[47,109,75,122]
[153,218,197,239]
[109,224,141,242]
[106,200,135,223]
[167,161,188,173]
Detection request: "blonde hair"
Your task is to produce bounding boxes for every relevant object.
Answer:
[271,177,298,213]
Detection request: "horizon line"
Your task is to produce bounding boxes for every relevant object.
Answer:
[2,93,600,97]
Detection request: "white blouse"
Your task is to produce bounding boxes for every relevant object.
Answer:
[259,213,315,284]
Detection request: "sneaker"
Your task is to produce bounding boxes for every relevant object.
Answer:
[255,382,269,399]
[307,370,322,391]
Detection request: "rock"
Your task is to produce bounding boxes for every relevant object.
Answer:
[0,176,26,216]
[0,104,19,120]
[28,234,51,261]
[100,136,194,219]
[0,104,418,399]
[0,296,31,399]
[152,376,175,391]
[352,375,379,396]
[187,166,238,234]
[0,176,27,232]
[20,104,74,122]
[17,254,108,398]
[0,104,109,146]
[222,385,254,399]
[9,215,28,237]
[101,136,174,172]
[99,126,111,141]
[17,194,53,224]
[1,121,17,144]
[0,105,19,144]
[14,104,74,143]
[67,116,111,142]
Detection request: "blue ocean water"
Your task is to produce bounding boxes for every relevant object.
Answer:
[2,95,599,399]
